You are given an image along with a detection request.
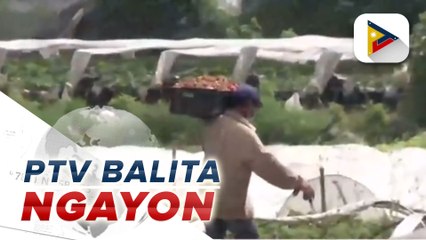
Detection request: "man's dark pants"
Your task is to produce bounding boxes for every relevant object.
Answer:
[205,219,260,239]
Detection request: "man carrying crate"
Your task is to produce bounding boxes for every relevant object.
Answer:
[203,84,315,239]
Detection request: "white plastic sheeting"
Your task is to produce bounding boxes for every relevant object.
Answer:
[393,227,426,239]
[285,49,344,110]
[65,37,354,85]
[0,36,354,68]
[151,47,355,91]
[152,46,261,85]
[0,36,355,101]
[158,45,354,63]
[0,35,353,52]
[285,92,303,110]
[0,36,355,99]
[81,144,426,222]
[390,213,425,238]
[231,46,258,82]
[152,51,180,86]
[310,50,343,93]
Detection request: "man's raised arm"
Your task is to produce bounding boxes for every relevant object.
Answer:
[242,130,302,190]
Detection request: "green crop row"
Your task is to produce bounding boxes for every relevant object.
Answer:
[2,58,423,148]
[7,89,420,148]
[255,217,394,239]
[3,57,399,92]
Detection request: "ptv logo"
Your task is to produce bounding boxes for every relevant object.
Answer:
[367,20,399,56]
[354,13,409,63]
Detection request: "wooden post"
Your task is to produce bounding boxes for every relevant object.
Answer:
[172,148,176,159]
[319,166,327,212]
[172,147,177,190]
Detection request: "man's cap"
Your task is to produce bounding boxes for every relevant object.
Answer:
[229,84,262,107]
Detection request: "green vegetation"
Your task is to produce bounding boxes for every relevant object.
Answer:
[377,132,426,151]
[1,55,422,149]
[399,12,426,127]
[256,217,394,239]
[2,28,425,149]
[75,0,426,40]
[5,83,418,148]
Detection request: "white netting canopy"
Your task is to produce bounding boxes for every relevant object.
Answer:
[0,36,355,99]
[79,144,426,236]
[79,144,426,220]
[0,35,353,52]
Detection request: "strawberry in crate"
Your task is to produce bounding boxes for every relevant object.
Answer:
[169,75,239,119]
[173,75,239,92]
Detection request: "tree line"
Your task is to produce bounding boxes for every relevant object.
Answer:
[75,0,426,39]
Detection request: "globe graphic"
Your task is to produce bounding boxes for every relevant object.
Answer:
[32,106,157,238]
[53,106,158,148]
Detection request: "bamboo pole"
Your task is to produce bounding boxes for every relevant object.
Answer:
[320,166,327,212]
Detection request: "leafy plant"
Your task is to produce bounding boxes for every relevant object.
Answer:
[2,56,423,147]
[256,217,394,239]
